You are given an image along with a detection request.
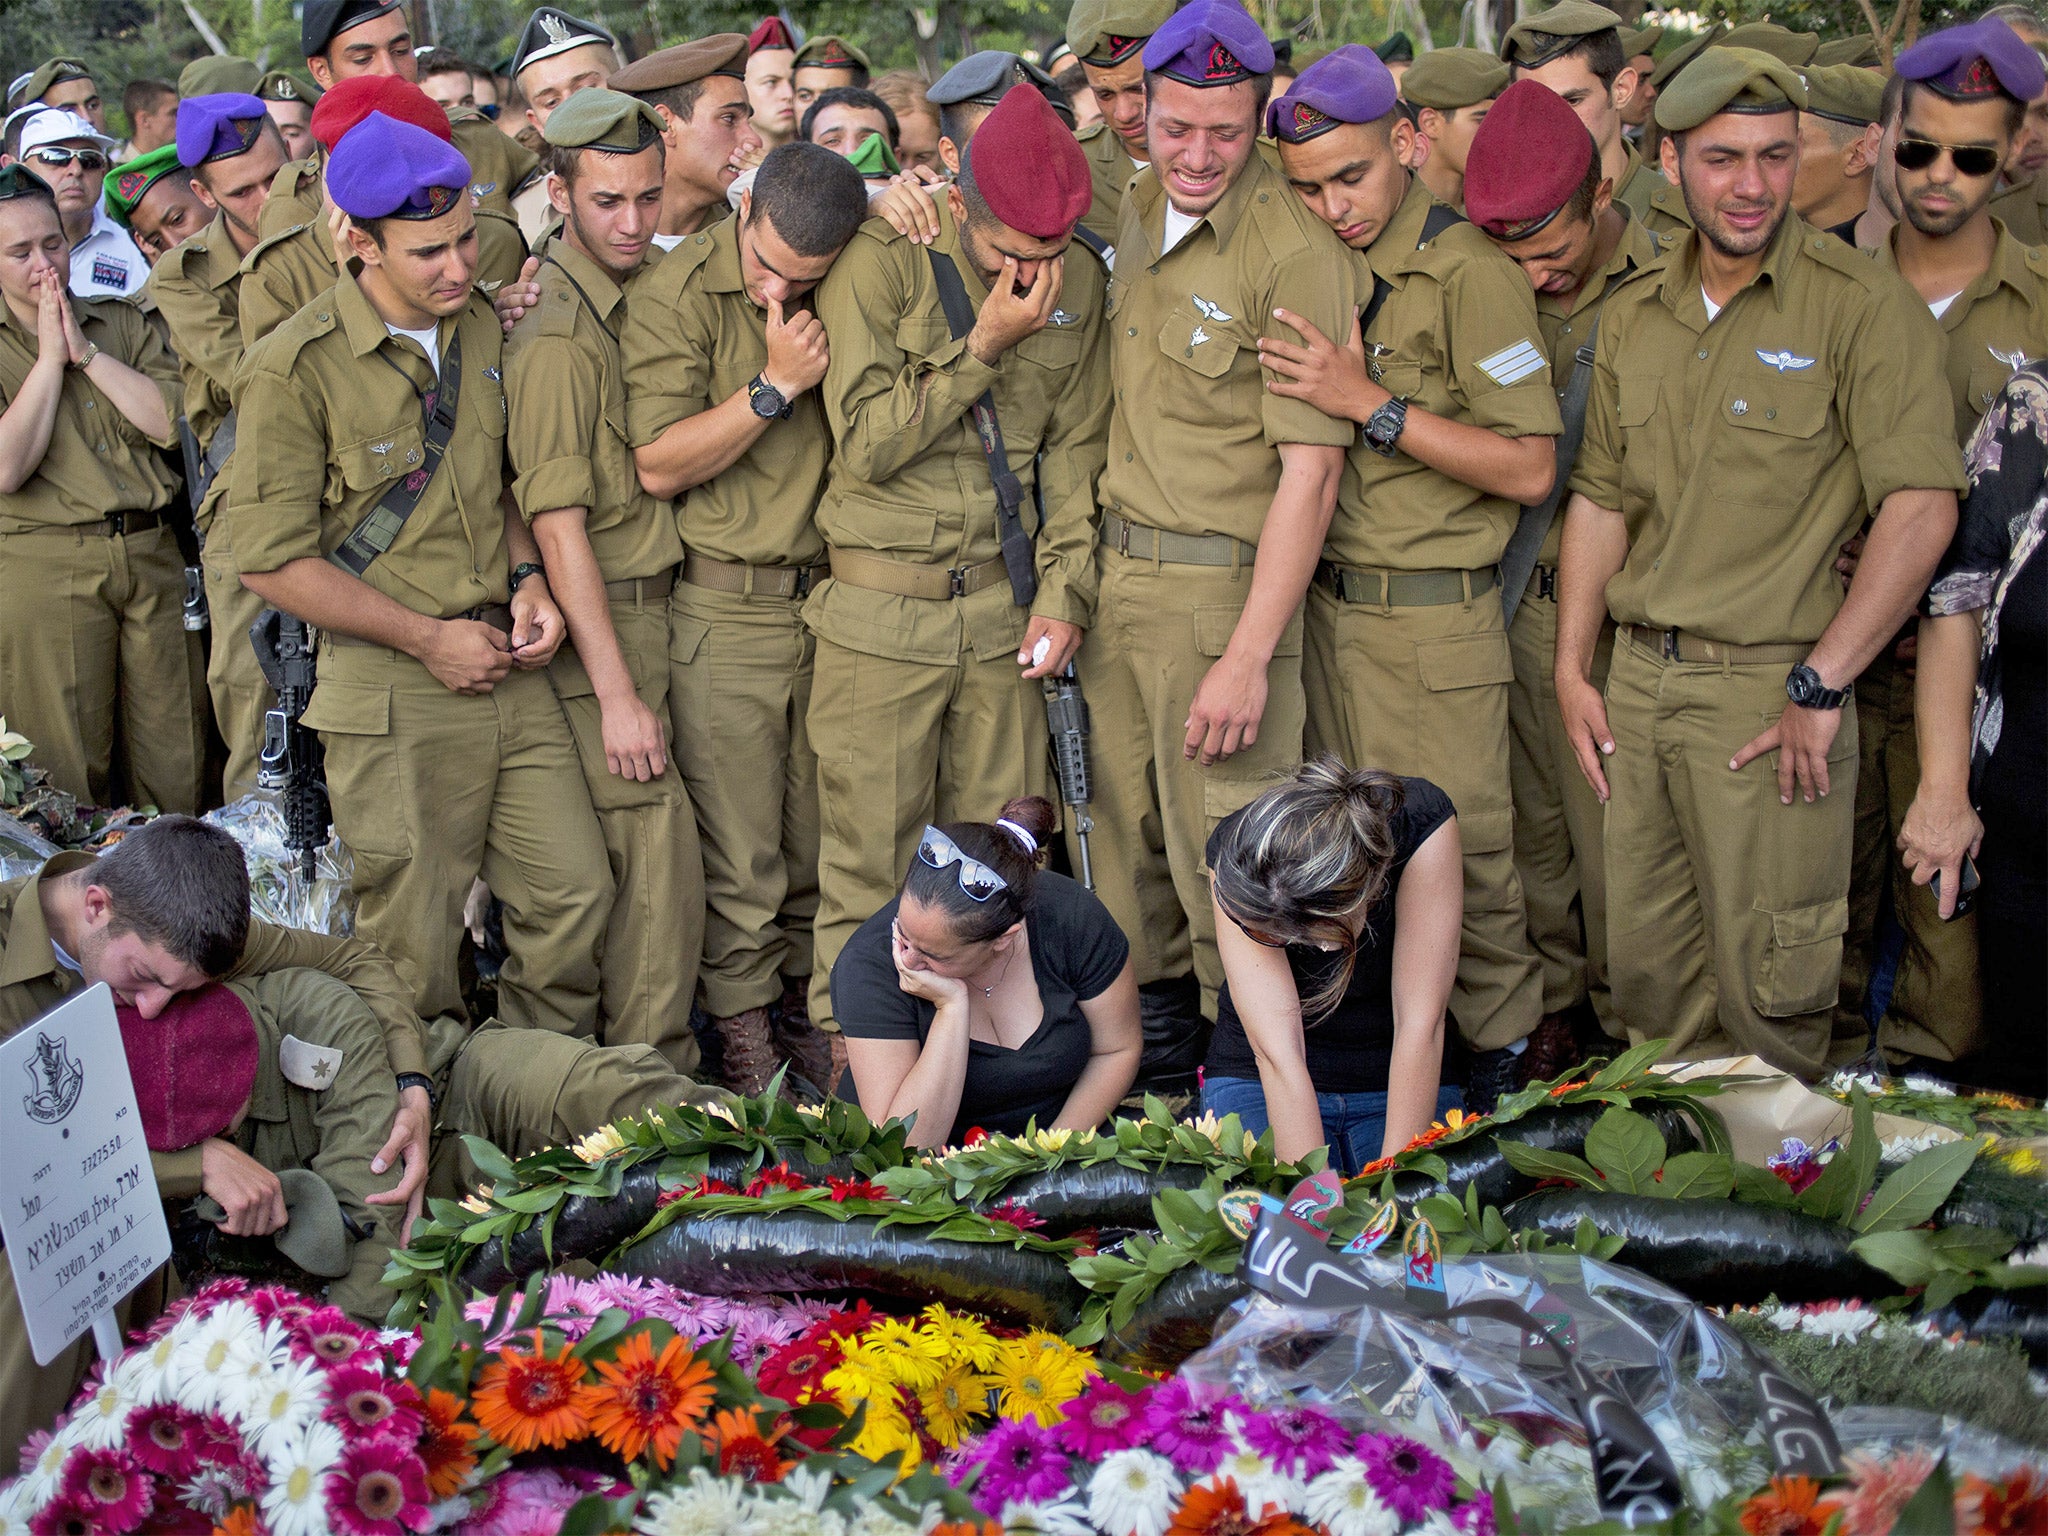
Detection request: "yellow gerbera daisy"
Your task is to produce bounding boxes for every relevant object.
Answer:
[919,1360,991,1447]
[989,1337,1093,1426]
[919,1305,1001,1371]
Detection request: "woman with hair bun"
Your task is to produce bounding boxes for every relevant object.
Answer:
[831,796,1143,1149]
[1203,757,1466,1171]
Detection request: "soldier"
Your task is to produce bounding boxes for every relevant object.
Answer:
[1066,0,1176,251]
[501,91,702,1072]
[803,85,1109,1037]
[231,113,614,1036]
[16,56,107,134]
[745,17,802,151]
[1260,50,1564,1097]
[1619,23,1661,132]
[146,95,292,799]
[623,142,871,1095]
[1377,31,1416,91]
[507,7,622,241]
[874,69,947,176]
[1790,65,1882,239]
[1503,1,1691,239]
[610,36,763,251]
[1557,51,1965,1077]
[794,36,871,115]
[0,164,202,815]
[1839,21,2048,1077]
[1081,0,1363,1065]
[1988,5,2048,245]
[102,143,211,263]
[928,52,1075,178]
[19,109,149,299]
[804,88,898,167]
[1399,47,1511,213]
[1463,80,1669,1049]
[260,69,322,160]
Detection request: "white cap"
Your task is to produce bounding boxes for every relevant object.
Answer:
[18,108,116,156]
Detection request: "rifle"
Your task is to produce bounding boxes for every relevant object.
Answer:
[1042,663,1095,891]
[173,418,209,632]
[248,609,329,879]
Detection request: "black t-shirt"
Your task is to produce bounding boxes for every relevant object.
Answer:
[831,872,1130,1145]
[1204,777,1457,1095]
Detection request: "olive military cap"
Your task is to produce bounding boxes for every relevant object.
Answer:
[541,86,664,150]
[1651,24,1725,89]
[1400,46,1510,108]
[178,55,262,97]
[1799,62,1882,127]
[1501,2,1623,68]
[793,36,872,75]
[20,57,92,106]
[1813,35,1882,69]
[1716,22,1820,66]
[1621,23,1663,58]
[258,69,320,103]
[1654,45,1806,132]
[1066,0,1178,67]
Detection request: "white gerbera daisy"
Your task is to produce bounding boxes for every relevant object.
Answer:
[261,1417,344,1536]
[69,1349,163,1449]
[247,1353,329,1462]
[1303,1462,1400,1536]
[1212,1437,1301,1517]
[1000,1495,1095,1536]
[215,1319,294,1419]
[1087,1448,1181,1536]
[1899,1074,1957,1096]
[635,1470,764,1536]
[1804,1305,1879,1345]
[166,1300,267,1413]
[10,1427,74,1513]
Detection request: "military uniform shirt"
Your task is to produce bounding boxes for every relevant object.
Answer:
[1331,179,1562,571]
[0,297,180,529]
[258,153,323,243]
[505,239,682,582]
[1099,152,1363,547]
[1876,218,2048,444]
[620,219,829,568]
[448,109,537,218]
[1990,171,2048,247]
[230,269,511,620]
[145,210,243,456]
[1078,121,1138,251]
[806,205,1110,666]
[1570,214,1966,646]
[1616,145,1692,239]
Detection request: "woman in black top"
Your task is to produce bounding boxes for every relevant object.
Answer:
[832,796,1142,1148]
[1202,758,1465,1172]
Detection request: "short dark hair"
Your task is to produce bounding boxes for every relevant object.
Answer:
[543,133,665,189]
[1565,142,1604,225]
[1880,68,1906,130]
[1901,76,2025,137]
[954,149,994,227]
[122,79,175,120]
[1143,69,1274,124]
[801,86,898,148]
[900,797,1055,944]
[938,102,976,149]
[749,139,869,255]
[637,78,712,123]
[416,48,475,82]
[88,815,251,977]
[1515,28,1625,89]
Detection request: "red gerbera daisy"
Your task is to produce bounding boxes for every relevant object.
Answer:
[986,1200,1046,1232]
[744,1163,810,1198]
[125,1402,204,1478]
[55,1447,151,1533]
[706,1407,796,1482]
[1962,1467,2048,1536]
[824,1176,890,1202]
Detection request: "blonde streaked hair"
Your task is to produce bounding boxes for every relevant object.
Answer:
[1209,756,1407,1023]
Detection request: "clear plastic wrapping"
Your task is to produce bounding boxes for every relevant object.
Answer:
[206,791,355,935]
[0,810,60,883]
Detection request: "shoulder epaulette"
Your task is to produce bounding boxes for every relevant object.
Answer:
[239,222,313,275]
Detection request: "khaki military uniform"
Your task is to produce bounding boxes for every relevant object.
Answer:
[258,154,323,242]
[1077,121,1139,252]
[1088,154,1364,1004]
[504,241,701,1071]
[1616,145,1692,240]
[514,178,555,248]
[230,270,613,1035]
[1832,224,2048,1066]
[449,109,537,219]
[1569,215,1966,1077]
[1507,212,1663,1032]
[0,851,431,1453]
[148,212,271,797]
[0,297,203,814]
[804,208,1110,1027]
[621,222,830,1021]
[1308,180,1560,1052]
[1989,170,2048,247]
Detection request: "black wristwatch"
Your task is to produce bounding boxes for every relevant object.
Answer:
[1785,662,1849,710]
[747,373,793,421]
[1362,396,1408,456]
[509,561,546,592]
[395,1071,438,1109]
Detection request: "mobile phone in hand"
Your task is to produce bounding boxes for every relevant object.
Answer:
[1932,854,1980,921]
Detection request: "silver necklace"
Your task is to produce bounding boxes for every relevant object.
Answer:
[977,946,1017,999]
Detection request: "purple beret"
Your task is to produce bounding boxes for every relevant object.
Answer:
[1895,18,2046,105]
[1265,45,1397,140]
[327,111,472,220]
[1464,78,1595,240]
[1142,0,1275,87]
[174,92,270,169]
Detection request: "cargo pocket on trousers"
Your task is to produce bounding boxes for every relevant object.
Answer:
[1751,895,1849,1018]
[1194,604,1303,658]
[1415,630,1516,854]
[300,679,409,859]
[1203,772,1272,827]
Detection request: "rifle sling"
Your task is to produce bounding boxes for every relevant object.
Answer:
[329,328,465,578]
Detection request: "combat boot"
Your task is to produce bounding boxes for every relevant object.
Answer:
[770,979,840,1097]
[712,1006,787,1099]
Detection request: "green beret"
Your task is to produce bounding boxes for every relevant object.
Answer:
[1655,45,1806,131]
[1622,24,1663,59]
[1651,24,1726,89]
[1066,0,1177,66]
[1501,1,1624,68]
[793,36,872,75]
[1800,62,1882,127]
[1401,47,1511,109]
[21,57,91,107]
[1812,36,1882,69]
[542,87,663,151]
[257,69,320,103]
[1716,22,1820,66]
[102,142,184,226]
[846,128,899,177]
[178,55,260,97]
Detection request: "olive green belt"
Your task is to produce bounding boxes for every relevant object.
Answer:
[603,568,675,603]
[1619,624,1808,665]
[1101,510,1255,566]
[1318,562,1499,607]
[826,547,1006,600]
[323,602,512,648]
[681,551,825,600]
[0,509,164,537]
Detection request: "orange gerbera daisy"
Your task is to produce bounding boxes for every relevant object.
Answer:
[472,1330,591,1452]
[706,1406,795,1482]
[1962,1467,2048,1535]
[211,1509,259,1536]
[1166,1479,1314,1536]
[1740,1476,1831,1536]
[419,1387,483,1498]
[931,1522,1004,1536]
[577,1331,716,1469]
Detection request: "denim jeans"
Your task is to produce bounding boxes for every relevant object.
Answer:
[1200,1076,1465,1176]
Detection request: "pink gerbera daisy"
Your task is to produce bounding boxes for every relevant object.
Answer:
[1239,1404,1350,1480]
[28,1492,106,1536]
[124,1403,205,1478]
[965,1418,1070,1515]
[1056,1378,1148,1458]
[56,1446,153,1532]
[1140,1379,1246,1476]
[289,1306,377,1367]
[1355,1432,1458,1522]
[323,1364,426,1444]
[324,1440,431,1536]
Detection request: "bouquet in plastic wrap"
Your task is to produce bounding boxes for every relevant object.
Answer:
[207,791,355,935]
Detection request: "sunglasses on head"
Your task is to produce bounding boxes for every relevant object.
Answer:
[1893,137,2003,178]
[26,146,107,172]
[916,826,1009,902]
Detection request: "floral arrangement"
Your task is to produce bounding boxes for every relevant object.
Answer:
[1731,1457,2048,1536]
[458,1273,841,1372]
[1823,1069,2048,1143]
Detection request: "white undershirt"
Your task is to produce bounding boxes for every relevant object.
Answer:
[651,231,686,252]
[49,939,80,975]
[1161,202,1200,255]
[386,321,440,374]
[1928,291,1961,319]
[1701,286,1722,323]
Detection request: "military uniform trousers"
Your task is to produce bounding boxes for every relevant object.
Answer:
[1507,579,1616,1031]
[0,522,203,813]
[1304,580,1542,1052]
[302,644,613,1035]
[1834,644,1981,1065]
[669,579,820,1020]
[1081,553,1309,1014]
[550,591,705,1074]
[1603,627,1859,1079]
[807,630,1054,1031]
[198,509,275,798]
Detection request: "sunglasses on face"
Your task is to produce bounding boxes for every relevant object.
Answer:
[916,826,1009,902]
[26,146,107,172]
[1893,137,2003,178]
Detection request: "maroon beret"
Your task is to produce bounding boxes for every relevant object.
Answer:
[748,16,795,54]
[311,74,453,150]
[117,983,259,1153]
[1464,77,1596,241]
[968,82,1092,239]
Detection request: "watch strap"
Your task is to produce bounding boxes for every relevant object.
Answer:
[510,561,545,590]
[395,1070,438,1108]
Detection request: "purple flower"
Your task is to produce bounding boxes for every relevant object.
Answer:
[1354,1432,1458,1522]
[968,1419,1072,1516]
[1140,1379,1245,1477]
[1452,1495,1498,1535]
[1239,1403,1350,1479]
[1055,1378,1148,1459]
